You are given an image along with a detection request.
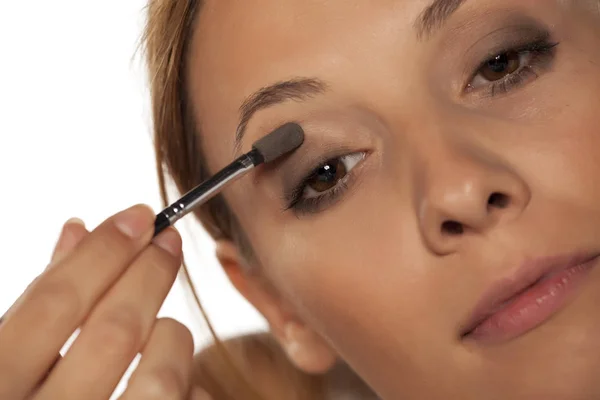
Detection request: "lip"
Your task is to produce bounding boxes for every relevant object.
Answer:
[461,253,600,344]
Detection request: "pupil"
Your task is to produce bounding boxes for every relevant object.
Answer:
[317,163,337,182]
[488,53,509,73]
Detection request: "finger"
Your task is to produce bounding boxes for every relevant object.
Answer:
[0,204,156,399]
[0,218,88,399]
[35,227,183,400]
[2,219,88,323]
[33,221,89,391]
[119,318,194,400]
[50,218,88,265]
[189,387,214,400]
[24,354,61,400]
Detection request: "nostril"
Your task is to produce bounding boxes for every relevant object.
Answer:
[488,192,510,209]
[441,220,464,235]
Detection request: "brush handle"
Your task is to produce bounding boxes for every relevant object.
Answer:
[153,149,261,237]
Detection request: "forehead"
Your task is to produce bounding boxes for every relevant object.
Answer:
[187,0,429,169]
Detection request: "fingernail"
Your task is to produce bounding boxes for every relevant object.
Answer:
[191,387,213,400]
[54,219,82,250]
[50,217,87,265]
[113,204,155,239]
[152,228,182,257]
[65,217,85,228]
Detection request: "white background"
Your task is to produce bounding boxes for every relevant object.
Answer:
[0,1,266,397]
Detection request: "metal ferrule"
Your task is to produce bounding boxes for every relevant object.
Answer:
[164,152,257,226]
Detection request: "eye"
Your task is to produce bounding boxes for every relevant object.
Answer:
[466,39,559,96]
[286,152,366,213]
[302,154,359,197]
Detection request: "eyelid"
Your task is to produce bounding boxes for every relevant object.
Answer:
[465,40,558,99]
[470,34,554,75]
[456,24,552,85]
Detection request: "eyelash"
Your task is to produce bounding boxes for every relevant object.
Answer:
[285,152,366,215]
[284,36,560,215]
[465,37,559,97]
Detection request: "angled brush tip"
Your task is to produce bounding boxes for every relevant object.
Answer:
[252,123,305,163]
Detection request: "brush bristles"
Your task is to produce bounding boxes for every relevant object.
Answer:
[252,123,305,164]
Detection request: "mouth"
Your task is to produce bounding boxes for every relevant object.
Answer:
[460,253,600,344]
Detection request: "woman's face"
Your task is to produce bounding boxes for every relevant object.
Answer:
[187,1,600,398]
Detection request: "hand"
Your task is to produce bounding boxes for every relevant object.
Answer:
[0,205,209,399]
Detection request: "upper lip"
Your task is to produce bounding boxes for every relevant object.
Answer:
[460,252,600,337]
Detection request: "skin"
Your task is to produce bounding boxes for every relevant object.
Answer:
[186,0,600,399]
[0,207,211,400]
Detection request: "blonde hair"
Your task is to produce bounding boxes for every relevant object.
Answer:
[142,1,324,398]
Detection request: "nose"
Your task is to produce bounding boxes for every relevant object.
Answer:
[417,152,530,255]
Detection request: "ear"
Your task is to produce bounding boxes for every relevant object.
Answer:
[215,240,337,374]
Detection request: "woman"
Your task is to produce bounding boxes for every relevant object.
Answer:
[3,0,600,398]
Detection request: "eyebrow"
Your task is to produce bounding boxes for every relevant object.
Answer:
[234,78,327,153]
[415,0,467,40]
[233,0,466,151]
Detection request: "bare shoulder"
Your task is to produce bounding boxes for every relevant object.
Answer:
[191,332,324,400]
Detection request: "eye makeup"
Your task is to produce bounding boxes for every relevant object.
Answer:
[432,7,561,96]
[462,26,559,98]
[283,150,368,214]
[259,109,379,216]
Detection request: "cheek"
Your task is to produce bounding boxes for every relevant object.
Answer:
[525,72,600,208]
[544,23,600,197]
[246,186,460,372]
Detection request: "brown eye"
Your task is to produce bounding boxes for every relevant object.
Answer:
[306,158,348,193]
[479,50,521,81]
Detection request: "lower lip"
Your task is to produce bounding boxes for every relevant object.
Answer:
[465,257,598,343]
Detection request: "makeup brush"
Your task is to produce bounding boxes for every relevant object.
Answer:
[153,122,305,236]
